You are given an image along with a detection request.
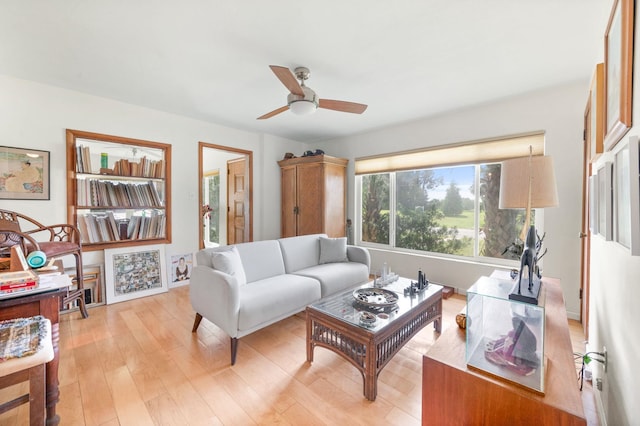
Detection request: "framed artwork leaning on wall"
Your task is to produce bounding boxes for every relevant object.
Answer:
[104,244,168,304]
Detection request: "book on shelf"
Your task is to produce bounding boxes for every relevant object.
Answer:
[80,180,163,207]
[109,156,164,178]
[127,215,141,239]
[76,145,93,174]
[106,212,121,241]
[77,146,164,179]
[117,219,130,240]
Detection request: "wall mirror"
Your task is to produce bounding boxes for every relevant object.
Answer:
[198,142,253,249]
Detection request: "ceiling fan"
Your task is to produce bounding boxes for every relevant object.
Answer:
[257,65,368,120]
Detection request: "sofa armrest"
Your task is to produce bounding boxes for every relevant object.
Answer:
[189,265,241,337]
[347,245,371,271]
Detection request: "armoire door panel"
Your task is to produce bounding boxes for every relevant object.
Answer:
[297,163,324,235]
[281,166,297,238]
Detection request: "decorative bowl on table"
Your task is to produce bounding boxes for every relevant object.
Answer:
[352,287,399,308]
[359,311,377,326]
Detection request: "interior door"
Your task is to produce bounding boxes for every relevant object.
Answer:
[227,157,248,244]
[580,102,592,338]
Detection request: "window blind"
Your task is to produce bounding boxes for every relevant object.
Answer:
[354,132,545,175]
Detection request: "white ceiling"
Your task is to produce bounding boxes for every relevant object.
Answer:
[0,1,610,143]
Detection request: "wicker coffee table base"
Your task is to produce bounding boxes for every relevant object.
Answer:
[306,289,442,401]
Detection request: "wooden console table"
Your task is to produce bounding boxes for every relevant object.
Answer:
[0,275,71,426]
[422,277,586,425]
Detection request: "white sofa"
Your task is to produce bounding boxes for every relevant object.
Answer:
[190,234,371,364]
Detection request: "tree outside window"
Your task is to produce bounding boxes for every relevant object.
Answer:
[361,174,389,244]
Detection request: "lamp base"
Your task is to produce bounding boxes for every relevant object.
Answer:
[508,277,542,305]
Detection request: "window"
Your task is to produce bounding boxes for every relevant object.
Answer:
[356,133,543,263]
[203,171,220,246]
[361,173,390,244]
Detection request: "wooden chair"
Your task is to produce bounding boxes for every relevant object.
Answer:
[0,316,54,426]
[0,209,88,318]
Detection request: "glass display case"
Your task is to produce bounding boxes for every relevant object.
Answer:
[465,275,546,394]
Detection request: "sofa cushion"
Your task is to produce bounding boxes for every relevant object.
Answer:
[294,262,370,297]
[237,274,321,332]
[278,234,326,273]
[210,246,247,285]
[234,240,286,282]
[319,237,348,264]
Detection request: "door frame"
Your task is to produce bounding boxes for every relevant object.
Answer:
[198,142,253,249]
[580,99,593,339]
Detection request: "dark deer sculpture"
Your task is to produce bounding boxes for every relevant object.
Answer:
[516,226,549,294]
[517,225,538,295]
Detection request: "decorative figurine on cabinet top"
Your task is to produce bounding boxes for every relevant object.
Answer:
[404,269,429,296]
[510,226,547,305]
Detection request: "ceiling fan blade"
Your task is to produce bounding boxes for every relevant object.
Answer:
[269,65,304,96]
[319,99,368,114]
[257,105,289,120]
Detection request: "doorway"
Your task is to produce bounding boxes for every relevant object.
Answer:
[198,142,253,249]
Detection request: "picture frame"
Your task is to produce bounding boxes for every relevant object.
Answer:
[589,174,599,234]
[613,136,640,254]
[104,245,168,304]
[63,263,106,308]
[0,146,50,200]
[597,162,613,241]
[169,252,192,288]
[586,63,604,162]
[603,0,634,151]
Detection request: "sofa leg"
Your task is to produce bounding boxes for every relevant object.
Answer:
[192,313,203,332]
[231,337,238,365]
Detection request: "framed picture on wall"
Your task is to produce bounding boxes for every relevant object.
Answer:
[614,136,640,255]
[589,174,599,234]
[104,245,168,304]
[586,63,605,162]
[603,0,635,151]
[0,146,50,200]
[597,162,613,241]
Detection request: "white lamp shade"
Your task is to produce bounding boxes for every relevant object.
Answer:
[289,100,317,115]
[499,155,559,209]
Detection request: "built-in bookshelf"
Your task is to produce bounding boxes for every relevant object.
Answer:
[66,129,172,251]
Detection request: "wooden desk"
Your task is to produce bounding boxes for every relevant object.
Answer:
[422,277,586,425]
[0,275,71,426]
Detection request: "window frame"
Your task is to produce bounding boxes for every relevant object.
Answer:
[355,164,546,269]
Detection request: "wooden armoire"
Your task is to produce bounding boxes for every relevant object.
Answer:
[278,155,347,238]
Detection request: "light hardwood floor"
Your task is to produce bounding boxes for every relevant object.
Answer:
[0,286,597,425]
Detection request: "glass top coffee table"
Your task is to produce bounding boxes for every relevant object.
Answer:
[306,277,442,401]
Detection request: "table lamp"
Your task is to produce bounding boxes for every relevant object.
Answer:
[499,148,558,304]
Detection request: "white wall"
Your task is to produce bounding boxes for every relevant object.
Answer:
[0,75,304,269]
[586,7,640,424]
[316,82,587,319]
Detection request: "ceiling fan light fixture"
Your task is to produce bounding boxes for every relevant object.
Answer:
[289,100,317,115]
[257,65,368,120]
